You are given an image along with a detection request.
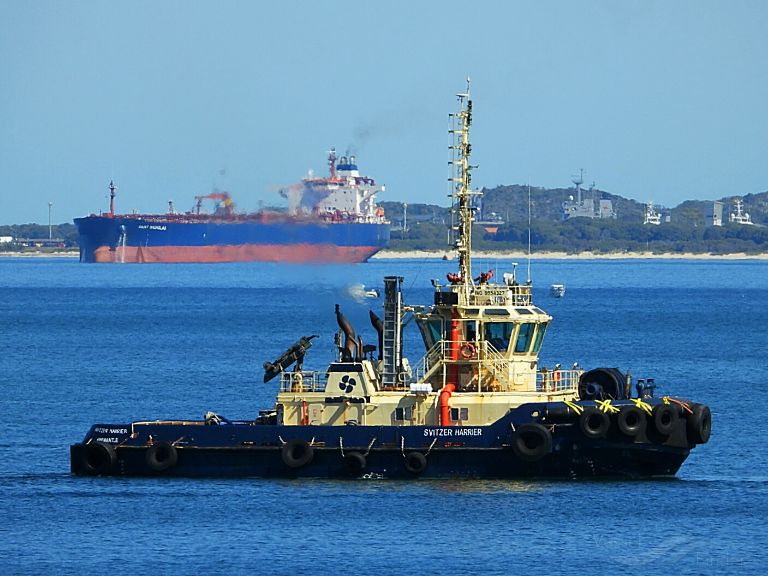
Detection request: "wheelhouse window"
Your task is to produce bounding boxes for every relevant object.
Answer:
[484,322,514,352]
[417,316,444,349]
[465,320,477,342]
[532,323,548,353]
[484,308,509,316]
[514,323,536,353]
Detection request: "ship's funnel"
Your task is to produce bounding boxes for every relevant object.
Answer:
[356,335,365,362]
[369,310,384,361]
[335,304,357,362]
[263,335,317,383]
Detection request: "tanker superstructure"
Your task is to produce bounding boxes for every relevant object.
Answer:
[74,149,389,263]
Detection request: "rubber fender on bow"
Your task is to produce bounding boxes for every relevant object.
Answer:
[511,423,552,462]
[281,439,314,468]
[578,408,610,438]
[81,442,117,475]
[145,442,179,472]
[404,451,427,474]
[343,451,367,474]
[617,406,647,437]
[686,404,712,445]
[652,404,679,437]
[578,368,627,400]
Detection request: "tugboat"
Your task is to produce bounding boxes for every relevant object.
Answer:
[70,83,711,479]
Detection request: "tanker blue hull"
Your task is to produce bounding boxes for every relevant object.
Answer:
[74,215,390,263]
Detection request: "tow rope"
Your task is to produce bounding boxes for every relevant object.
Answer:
[662,396,694,414]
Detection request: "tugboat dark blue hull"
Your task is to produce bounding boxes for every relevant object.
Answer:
[70,401,709,479]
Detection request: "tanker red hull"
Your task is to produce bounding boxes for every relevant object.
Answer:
[75,215,390,264]
[88,243,383,264]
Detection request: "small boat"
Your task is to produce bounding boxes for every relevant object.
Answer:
[348,284,380,299]
[550,284,566,297]
[70,82,711,479]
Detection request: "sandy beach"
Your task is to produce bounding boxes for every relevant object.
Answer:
[0,250,79,258]
[372,249,768,260]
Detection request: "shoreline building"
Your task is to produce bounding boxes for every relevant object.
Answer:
[562,170,615,220]
[643,202,661,225]
[729,198,754,225]
[708,201,724,227]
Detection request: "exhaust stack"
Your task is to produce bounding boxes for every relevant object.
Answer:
[369,310,384,361]
[335,304,357,361]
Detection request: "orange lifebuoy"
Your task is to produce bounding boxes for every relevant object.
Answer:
[459,342,477,359]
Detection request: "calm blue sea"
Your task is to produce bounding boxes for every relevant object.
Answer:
[1,256,767,575]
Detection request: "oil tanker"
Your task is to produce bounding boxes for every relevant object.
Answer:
[74,150,390,263]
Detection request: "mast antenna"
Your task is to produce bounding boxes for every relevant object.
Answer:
[527,183,532,283]
[448,78,475,298]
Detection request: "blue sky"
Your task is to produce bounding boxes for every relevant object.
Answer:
[1,0,766,224]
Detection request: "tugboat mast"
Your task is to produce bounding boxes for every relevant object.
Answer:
[449,78,475,302]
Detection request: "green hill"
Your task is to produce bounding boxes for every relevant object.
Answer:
[384,187,768,254]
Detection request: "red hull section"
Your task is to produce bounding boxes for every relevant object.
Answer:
[91,244,382,264]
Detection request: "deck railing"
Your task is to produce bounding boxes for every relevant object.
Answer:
[412,339,580,394]
[536,369,581,393]
[277,350,581,395]
[279,371,328,393]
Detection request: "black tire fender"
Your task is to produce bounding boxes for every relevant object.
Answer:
[511,423,552,462]
[652,404,678,437]
[343,451,366,474]
[145,442,179,472]
[281,439,314,468]
[687,404,712,445]
[404,451,427,474]
[82,442,117,475]
[579,408,610,439]
[617,406,647,437]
